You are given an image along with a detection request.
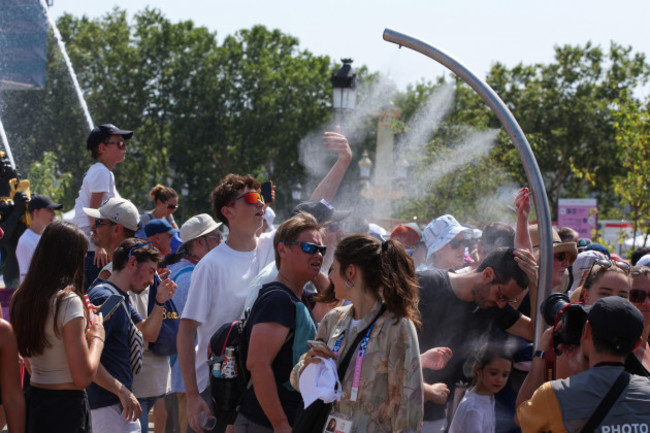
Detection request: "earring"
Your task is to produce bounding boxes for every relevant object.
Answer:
[345,279,354,289]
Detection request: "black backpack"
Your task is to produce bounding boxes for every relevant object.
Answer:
[207,287,292,424]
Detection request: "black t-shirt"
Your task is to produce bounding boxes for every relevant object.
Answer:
[417,269,522,420]
[239,282,313,428]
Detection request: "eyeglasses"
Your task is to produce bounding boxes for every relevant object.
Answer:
[165,202,178,210]
[128,241,153,258]
[281,241,327,255]
[630,289,650,304]
[104,140,126,150]
[203,234,222,245]
[94,219,117,228]
[449,238,471,249]
[227,192,264,207]
[496,286,519,304]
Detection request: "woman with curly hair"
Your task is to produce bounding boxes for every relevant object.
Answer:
[292,234,423,432]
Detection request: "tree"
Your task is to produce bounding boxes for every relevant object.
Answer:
[612,97,650,247]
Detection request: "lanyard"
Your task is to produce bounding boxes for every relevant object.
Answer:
[332,319,377,402]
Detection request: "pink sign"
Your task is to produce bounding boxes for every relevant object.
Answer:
[558,199,598,239]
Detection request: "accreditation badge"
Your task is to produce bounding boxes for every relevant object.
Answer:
[323,412,353,433]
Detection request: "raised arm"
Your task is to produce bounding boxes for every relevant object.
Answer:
[514,187,533,252]
[309,127,352,203]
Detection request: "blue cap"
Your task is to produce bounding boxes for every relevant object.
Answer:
[144,219,179,237]
[585,243,611,259]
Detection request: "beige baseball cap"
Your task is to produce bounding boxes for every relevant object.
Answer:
[83,197,140,231]
[180,213,222,245]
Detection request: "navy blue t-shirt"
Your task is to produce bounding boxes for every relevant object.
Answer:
[239,282,314,428]
[86,281,143,409]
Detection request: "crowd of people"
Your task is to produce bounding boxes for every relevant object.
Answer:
[0,122,649,433]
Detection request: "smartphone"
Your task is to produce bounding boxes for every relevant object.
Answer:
[97,294,124,320]
[159,270,171,279]
[261,181,273,204]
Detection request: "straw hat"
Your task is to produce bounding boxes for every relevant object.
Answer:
[528,224,578,264]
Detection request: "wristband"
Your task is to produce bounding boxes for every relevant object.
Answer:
[155,299,165,307]
[533,349,545,359]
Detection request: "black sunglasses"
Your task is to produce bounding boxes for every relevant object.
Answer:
[282,241,327,255]
[449,238,470,249]
[589,258,631,273]
[104,140,126,150]
[165,202,178,210]
[94,219,117,228]
[629,289,650,304]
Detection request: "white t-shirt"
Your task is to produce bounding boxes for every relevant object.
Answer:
[72,162,120,250]
[129,287,171,398]
[16,228,42,283]
[181,231,275,392]
[449,389,495,433]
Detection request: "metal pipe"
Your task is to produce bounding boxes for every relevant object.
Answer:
[383,28,553,345]
[0,114,16,169]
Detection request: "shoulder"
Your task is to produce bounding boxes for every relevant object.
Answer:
[87,283,115,303]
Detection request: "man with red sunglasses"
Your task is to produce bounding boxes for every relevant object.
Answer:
[178,128,354,433]
[73,123,133,290]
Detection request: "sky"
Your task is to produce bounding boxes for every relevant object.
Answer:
[47,0,650,92]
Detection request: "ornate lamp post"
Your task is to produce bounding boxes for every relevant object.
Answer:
[331,59,359,127]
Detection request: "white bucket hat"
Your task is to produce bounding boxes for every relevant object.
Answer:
[422,214,472,260]
[180,213,222,246]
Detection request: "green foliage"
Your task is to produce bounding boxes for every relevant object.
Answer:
[27,151,73,205]
[612,97,650,247]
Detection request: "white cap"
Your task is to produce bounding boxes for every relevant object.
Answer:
[83,197,140,231]
[180,213,222,244]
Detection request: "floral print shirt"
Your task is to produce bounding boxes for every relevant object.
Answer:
[292,301,424,432]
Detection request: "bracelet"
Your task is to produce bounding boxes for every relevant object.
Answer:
[91,336,104,344]
[155,299,165,307]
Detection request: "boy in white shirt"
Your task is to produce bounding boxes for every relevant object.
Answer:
[16,194,62,283]
[71,123,133,288]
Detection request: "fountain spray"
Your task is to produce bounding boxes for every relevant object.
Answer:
[38,0,93,131]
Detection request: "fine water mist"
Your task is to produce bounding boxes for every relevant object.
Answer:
[38,0,93,131]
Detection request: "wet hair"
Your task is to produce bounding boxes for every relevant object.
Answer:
[273,212,323,269]
[112,238,162,272]
[471,342,513,385]
[10,221,89,357]
[149,184,178,204]
[481,222,515,255]
[317,234,421,328]
[476,248,529,291]
[210,174,261,227]
[631,247,650,266]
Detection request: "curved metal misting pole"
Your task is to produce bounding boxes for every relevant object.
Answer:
[383,28,552,344]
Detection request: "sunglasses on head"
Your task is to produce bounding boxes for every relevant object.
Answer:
[228,192,264,207]
[589,258,631,273]
[94,219,117,228]
[128,241,153,258]
[104,139,126,150]
[630,289,650,304]
[282,241,327,255]
[449,238,470,249]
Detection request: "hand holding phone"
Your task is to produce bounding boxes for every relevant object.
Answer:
[261,181,273,204]
[97,294,124,320]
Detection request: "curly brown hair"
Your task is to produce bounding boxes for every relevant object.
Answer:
[209,174,260,227]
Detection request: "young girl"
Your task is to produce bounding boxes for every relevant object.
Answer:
[449,344,512,433]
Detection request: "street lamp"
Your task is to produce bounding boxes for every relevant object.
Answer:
[358,151,373,182]
[292,182,302,201]
[331,58,359,112]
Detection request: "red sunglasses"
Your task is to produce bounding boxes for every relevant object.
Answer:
[228,192,264,207]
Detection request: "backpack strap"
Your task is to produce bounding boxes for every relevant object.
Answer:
[580,370,630,433]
